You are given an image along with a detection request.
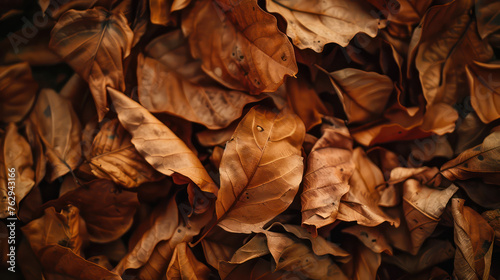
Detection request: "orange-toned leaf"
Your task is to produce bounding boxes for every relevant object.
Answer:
[166,242,211,280]
[182,0,297,93]
[466,61,500,123]
[215,106,305,233]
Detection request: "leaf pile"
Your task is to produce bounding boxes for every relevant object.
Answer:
[1,0,500,279]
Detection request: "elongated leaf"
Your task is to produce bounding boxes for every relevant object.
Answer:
[49,7,133,121]
[440,130,500,184]
[466,61,500,123]
[266,0,383,52]
[0,123,35,218]
[182,0,297,93]
[0,62,38,123]
[89,119,164,188]
[29,89,82,182]
[301,117,354,235]
[166,242,211,280]
[451,198,494,280]
[215,106,305,233]
[108,88,218,195]
[138,30,263,129]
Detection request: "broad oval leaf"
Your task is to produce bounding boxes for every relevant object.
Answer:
[466,61,500,123]
[88,119,164,188]
[0,62,38,123]
[29,89,82,182]
[138,30,263,129]
[108,88,218,195]
[215,106,305,233]
[266,0,383,52]
[182,0,298,94]
[301,117,355,235]
[49,7,133,121]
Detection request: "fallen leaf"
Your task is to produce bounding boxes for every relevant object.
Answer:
[88,119,164,188]
[214,106,305,233]
[43,179,139,243]
[0,123,35,218]
[108,88,219,195]
[342,225,392,255]
[137,30,263,129]
[451,198,494,280]
[482,209,500,243]
[166,242,211,280]
[266,0,383,52]
[439,130,500,184]
[301,117,355,235]
[342,240,381,280]
[49,7,134,121]
[475,0,500,39]
[149,0,190,25]
[466,61,500,123]
[182,0,298,93]
[29,88,82,182]
[0,62,38,123]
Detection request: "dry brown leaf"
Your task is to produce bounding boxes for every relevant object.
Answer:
[337,148,399,227]
[29,88,82,182]
[455,112,489,154]
[22,206,85,257]
[342,241,381,280]
[439,130,500,184]
[114,195,178,275]
[466,61,500,123]
[0,123,35,218]
[138,205,214,280]
[482,209,500,243]
[0,62,38,123]
[49,7,133,121]
[285,74,328,131]
[401,180,457,254]
[342,226,392,255]
[88,119,164,188]
[24,119,47,187]
[415,6,493,108]
[215,106,305,233]
[137,30,263,129]
[149,0,190,25]
[196,121,238,147]
[44,179,139,243]
[266,0,383,52]
[301,117,355,235]
[327,68,393,124]
[166,242,211,280]
[451,198,494,280]
[475,0,500,39]
[182,0,298,94]
[108,88,219,195]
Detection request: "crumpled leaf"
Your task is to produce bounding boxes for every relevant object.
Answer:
[342,240,381,280]
[114,195,179,275]
[215,106,305,233]
[451,198,494,280]
[28,88,82,182]
[137,30,263,129]
[266,0,384,52]
[182,0,298,93]
[337,148,399,227]
[301,117,355,235]
[482,209,500,243]
[342,226,392,255]
[466,61,500,123]
[149,0,191,25]
[0,62,38,123]
[0,123,35,218]
[475,0,500,39]
[166,242,211,280]
[439,130,500,184]
[108,88,218,195]
[49,7,133,121]
[326,68,393,124]
[88,119,164,188]
[44,179,139,243]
